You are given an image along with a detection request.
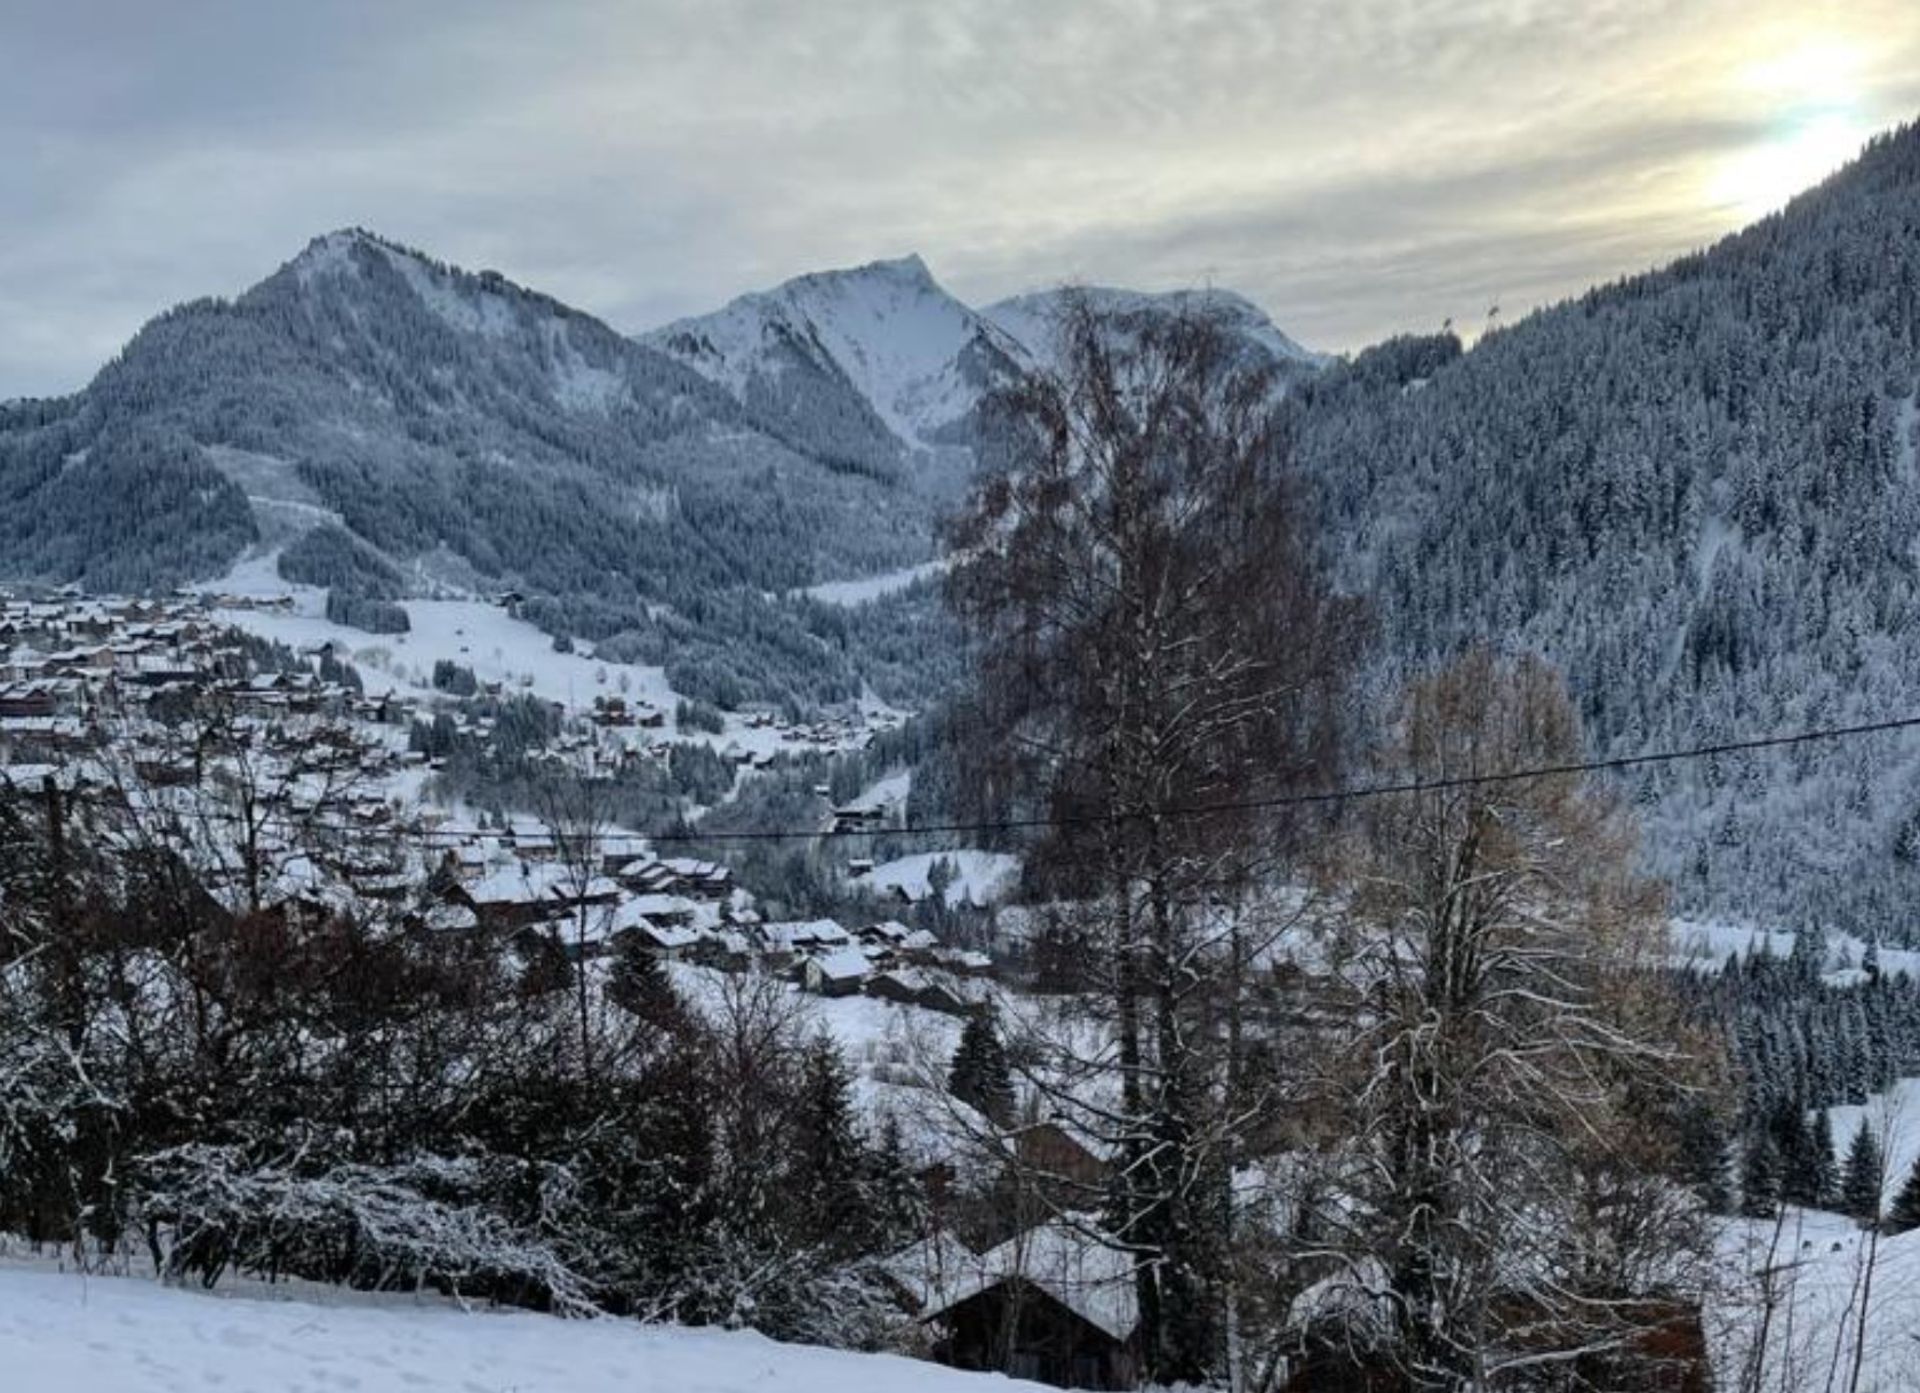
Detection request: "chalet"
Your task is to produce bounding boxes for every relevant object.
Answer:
[597,834,652,875]
[864,967,933,1007]
[0,684,58,719]
[898,928,942,963]
[413,903,481,934]
[661,856,731,897]
[832,803,888,835]
[689,929,755,973]
[761,918,852,955]
[935,947,996,978]
[921,1221,1140,1390]
[0,715,93,759]
[625,892,699,927]
[451,863,573,930]
[918,977,991,1019]
[614,912,703,960]
[804,946,872,997]
[1012,1120,1113,1192]
[615,857,678,893]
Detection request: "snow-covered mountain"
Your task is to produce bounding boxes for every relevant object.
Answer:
[983,284,1326,377]
[642,258,1324,465]
[642,254,1029,464]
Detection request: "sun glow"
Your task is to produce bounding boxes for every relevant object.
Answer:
[1707,109,1866,222]
[1705,37,1868,223]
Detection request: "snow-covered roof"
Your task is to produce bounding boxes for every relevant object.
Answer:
[920,1220,1138,1341]
[811,946,872,982]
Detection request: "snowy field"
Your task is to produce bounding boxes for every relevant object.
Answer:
[867,850,1020,908]
[1671,918,1920,981]
[0,1263,1045,1393]
[201,554,680,717]
[1713,1208,1920,1392]
[1826,1078,1920,1214]
[803,559,947,606]
[197,553,903,760]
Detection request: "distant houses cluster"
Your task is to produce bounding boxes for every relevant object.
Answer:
[426,827,994,1013]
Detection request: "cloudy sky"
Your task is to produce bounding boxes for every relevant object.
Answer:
[5,0,1918,398]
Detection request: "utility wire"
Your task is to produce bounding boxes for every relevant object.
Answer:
[15,709,1920,849]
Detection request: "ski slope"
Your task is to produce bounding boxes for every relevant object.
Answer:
[0,1263,1044,1393]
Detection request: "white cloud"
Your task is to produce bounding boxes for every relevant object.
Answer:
[2,0,1917,395]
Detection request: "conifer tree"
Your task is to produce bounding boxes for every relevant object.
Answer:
[1676,1102,1732,1213]
[609,936,684,1031]
[1842,1121,1884,1223]
[789,1036,869,1256]
[1810,1108,1839,1207]
[1741,1132,1782,1218]
[947,1009,1015,1126]
[1885,1151,1920,1234]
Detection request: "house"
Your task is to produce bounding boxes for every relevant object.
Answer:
[920,1220,1140,1390]
[689,929,755,973]
[761,918,852,955]
[451,862,574,930]
[803,946,872,997]
[918,977,992,1019]
[832,803,888,835]
[607,899,702,959]
[935,947,996,978]
[877,1232,980,1315]
[864,967,933,1007]
[1012,1120,1113,1193]
[626,892,699,927]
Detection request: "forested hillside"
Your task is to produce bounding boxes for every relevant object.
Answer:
[1289,119,1920,940]
[0,230,942,709]
[10,121,1920,939]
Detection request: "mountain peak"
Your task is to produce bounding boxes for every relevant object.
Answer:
[783,252,941,299]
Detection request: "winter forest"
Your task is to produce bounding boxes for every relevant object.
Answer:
[5,46,1920,1393]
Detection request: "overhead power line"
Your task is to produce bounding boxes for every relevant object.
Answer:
[20,709,1920,849]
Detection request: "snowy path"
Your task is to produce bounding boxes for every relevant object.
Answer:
[0,1266,1039,1393]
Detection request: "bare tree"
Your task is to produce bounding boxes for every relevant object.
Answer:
[946,290,1363,1385]
[1314,648,1705,1390]
[535,774,614,1082]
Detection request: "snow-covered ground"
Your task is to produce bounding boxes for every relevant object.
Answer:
[198,553,903,763]
[1826,1078,1920,1213]
[665,961,967,1067]
[1671,917,1920,981]
[1713,1207,1920,1392]
[0,1262,1044,1393]
[201,554,680,717]
[867,850,1020,908]
[803,559,947,606]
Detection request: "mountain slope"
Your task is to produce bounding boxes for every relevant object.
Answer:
[642,261,1328,479]
[983,284,1326,378]
[642,254,1028,473]
[1288,119,1920,938]
[0,229,944,706]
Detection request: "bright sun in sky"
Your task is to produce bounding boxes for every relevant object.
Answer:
[1706,38,1871,223]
